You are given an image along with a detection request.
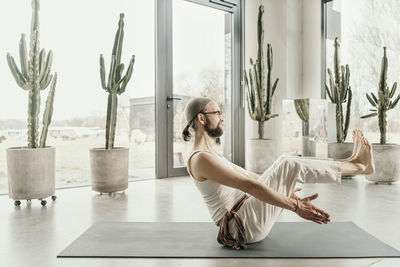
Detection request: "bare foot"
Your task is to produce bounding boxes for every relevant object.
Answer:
[350,135,375,175]
[347,129,358,161]
[343,129,362,161]
[355,129,364,158]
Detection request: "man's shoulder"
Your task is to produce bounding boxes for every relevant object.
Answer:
[190,150,215,163]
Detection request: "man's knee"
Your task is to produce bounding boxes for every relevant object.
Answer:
[275,155,288,165]
[276,155,294,165]
[269,155,287,171]
[278,156,299,171]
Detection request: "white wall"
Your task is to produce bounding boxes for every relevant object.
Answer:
[302,0,322,99]
[244,0,322,159]
[244,0,288,159]
[287,0,303,99]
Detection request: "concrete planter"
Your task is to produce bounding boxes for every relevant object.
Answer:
[366,144,400,184]
[90,147,129,193]
[328,142,353,160]
[7,147,56,204]
[246,139,277,174]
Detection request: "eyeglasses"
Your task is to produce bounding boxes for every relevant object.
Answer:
[200,110,222,116]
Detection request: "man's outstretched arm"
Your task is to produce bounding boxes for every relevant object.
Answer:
[190,152,330,224]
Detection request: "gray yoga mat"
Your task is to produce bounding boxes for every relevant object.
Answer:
[58,221,400,258]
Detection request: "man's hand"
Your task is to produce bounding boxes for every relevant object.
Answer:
[290,188,302,200]
[293,192,331,224]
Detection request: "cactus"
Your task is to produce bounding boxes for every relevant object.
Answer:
[361,47,400,145]
[6,0,57,148]
[294,99,309,136]
[325,37,352,143]
[244,5,279,140]
[100,13,135,149]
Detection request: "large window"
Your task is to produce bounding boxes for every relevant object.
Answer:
[325,0,400,144]
[0,0,155,194]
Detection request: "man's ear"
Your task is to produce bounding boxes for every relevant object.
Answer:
[197,113,206,125]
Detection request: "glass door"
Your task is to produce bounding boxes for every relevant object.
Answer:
[169,0,232,176]
[155,0,244,178]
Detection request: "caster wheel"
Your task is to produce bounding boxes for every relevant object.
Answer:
[14,200,21,206]
[100,192,103,195]
[388,182,392,185]
[51,195,57,201]
[27,199,31,202]
[41,200,47,206]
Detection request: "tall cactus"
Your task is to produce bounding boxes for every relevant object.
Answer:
[294,99,309,136]
[6,0,57,148]
[325,37,352,143]
[100,13,135,149]
[244,5,279,140]
[361,47,400,145]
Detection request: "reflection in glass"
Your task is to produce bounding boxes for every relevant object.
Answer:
[282,99,329,158]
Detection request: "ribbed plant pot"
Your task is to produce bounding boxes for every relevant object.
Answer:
[366,144,400,184]
[328,142,353,160]
[90,147,129,193]
[246,139,277,174]
[7,147,56,202]
[302,136,316,157]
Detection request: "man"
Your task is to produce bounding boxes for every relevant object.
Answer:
[182,97,375,250]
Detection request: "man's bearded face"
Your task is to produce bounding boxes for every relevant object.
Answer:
[204,116,223,139]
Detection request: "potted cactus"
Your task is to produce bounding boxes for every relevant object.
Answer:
[294,99,315,157]
[360,47,400,184]
[244,5,279,173]
[325,37,354,160]
[6,0,57,207]
[90,13,135,194]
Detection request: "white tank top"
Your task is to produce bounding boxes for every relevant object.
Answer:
[186,150,243,224]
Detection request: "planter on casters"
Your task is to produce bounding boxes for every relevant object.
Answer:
[90,147,129,194]
[7,147,56,207]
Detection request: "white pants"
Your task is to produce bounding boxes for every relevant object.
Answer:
[229,155,342,243]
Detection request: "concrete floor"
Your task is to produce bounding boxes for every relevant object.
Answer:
[1,175,400,267]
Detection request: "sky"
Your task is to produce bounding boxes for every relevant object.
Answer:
[0,0,226,120]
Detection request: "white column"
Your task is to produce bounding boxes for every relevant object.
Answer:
[302,0,322,99]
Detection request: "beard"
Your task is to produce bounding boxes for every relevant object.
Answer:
[204,117,224,141]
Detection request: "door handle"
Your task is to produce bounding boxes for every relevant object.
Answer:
[166,96,182,101]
